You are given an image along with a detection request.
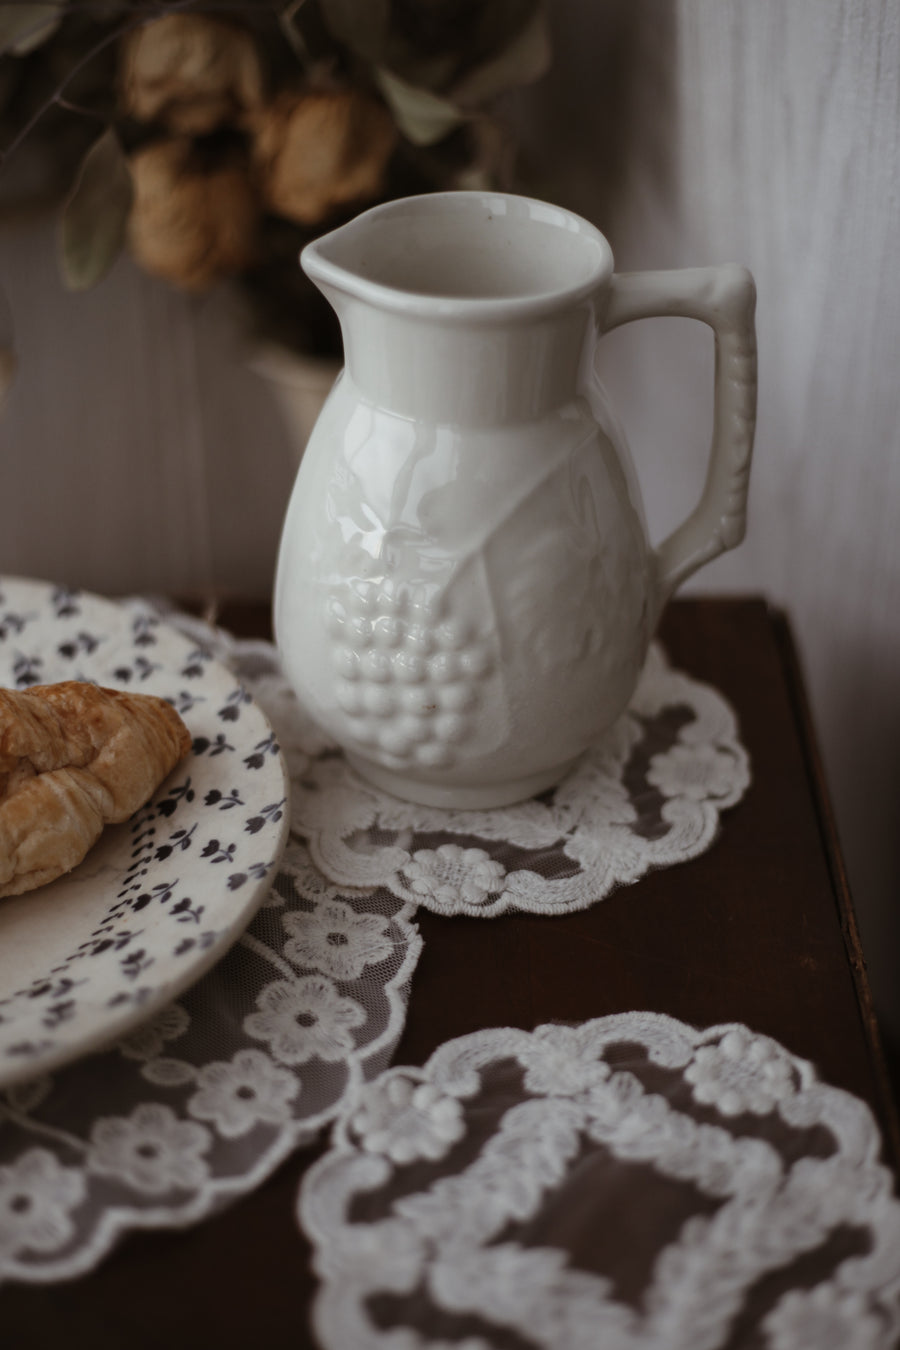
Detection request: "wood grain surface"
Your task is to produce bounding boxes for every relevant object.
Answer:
[0,597,894,1350]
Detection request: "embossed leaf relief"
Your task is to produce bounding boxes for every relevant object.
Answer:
[301,1014,900,1350]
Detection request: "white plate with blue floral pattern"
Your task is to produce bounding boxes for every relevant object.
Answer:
[0,577,290,1087]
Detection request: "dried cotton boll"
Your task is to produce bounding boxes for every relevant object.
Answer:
[119,14,264,135]
[253,90,397,227]
[127,140,259,292]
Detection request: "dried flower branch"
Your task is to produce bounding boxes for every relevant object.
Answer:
[0,0,551,355]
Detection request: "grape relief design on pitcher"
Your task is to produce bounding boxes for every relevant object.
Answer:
[318,418,649,778]
[322,551,499,773]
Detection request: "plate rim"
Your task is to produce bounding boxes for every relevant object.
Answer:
[0,576,291,1088]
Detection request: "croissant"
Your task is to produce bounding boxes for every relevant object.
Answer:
[0,682,191,898]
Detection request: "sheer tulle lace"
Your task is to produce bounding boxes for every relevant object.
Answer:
[0,604,750,1286]
[0,604,420,1284]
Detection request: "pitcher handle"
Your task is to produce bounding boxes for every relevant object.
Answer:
[601,264,757,615]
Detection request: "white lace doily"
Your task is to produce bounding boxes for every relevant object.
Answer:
[301,1012,900,1350]
[0,605,421,1284]
[0,604,750,1284]
[292,640,750,915]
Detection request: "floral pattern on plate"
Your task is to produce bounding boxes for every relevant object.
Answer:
[0,576,290,1087]
[0,592,422,1285]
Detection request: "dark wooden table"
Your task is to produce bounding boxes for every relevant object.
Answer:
[2,597,896,1348]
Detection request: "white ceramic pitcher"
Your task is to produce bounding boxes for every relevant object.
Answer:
[274,191,757,809]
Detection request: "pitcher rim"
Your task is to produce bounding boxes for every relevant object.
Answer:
[300,190,614,325]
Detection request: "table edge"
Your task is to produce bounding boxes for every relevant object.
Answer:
[769,604,900,1169]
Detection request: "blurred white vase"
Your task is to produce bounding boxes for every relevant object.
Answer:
[249,343,340,468]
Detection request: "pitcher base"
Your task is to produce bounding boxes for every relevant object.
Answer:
[345,752,582,810]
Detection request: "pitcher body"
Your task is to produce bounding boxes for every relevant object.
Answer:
[274,192,757,808]
[276,373,652,807]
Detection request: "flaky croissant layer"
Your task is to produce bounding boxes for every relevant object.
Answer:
[0,682,192,898]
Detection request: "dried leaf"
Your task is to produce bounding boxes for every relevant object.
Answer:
[279,0,312,61]
[452,2,551,107]
[318,0,391,63]
[374,68,465,147]
[464,0,538,65]
[59,128,132,292]
[382,51,458,94]
[0,2,65,56]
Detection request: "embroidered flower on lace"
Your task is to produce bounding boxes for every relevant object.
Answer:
[522,1024,612,1097]
[86,1102,211,1195]
[301,1014,900,1350]
[292,642,751,916]
[350,1074,466,1164]
[762,1284,887,1350]
[646,742,741,802]
[401,845,507,912]
[282,900,395,980]
[428,1241,624,1345]
[0,607,762,1292]
[0,1149,86,1259]
[558,820,649,885]
[685,1027,798,1115]
[140,1056,198,1088]
[115,1003,191,1061]
[0,602,427,1288]
[290,755,387,852]
[283,844,356,903]
[244,975,366,1066]
[187,1049,300,1138]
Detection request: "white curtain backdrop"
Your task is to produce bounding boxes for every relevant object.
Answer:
[509,0,900,1038]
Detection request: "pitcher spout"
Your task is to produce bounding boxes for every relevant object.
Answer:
[300,191,614,425]
[302,190,613,317]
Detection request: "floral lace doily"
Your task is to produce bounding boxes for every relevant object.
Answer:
[293,640,751,915]
[0,604,750,1284]
[301,1012,900,1350]
[0,604,421,1284]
